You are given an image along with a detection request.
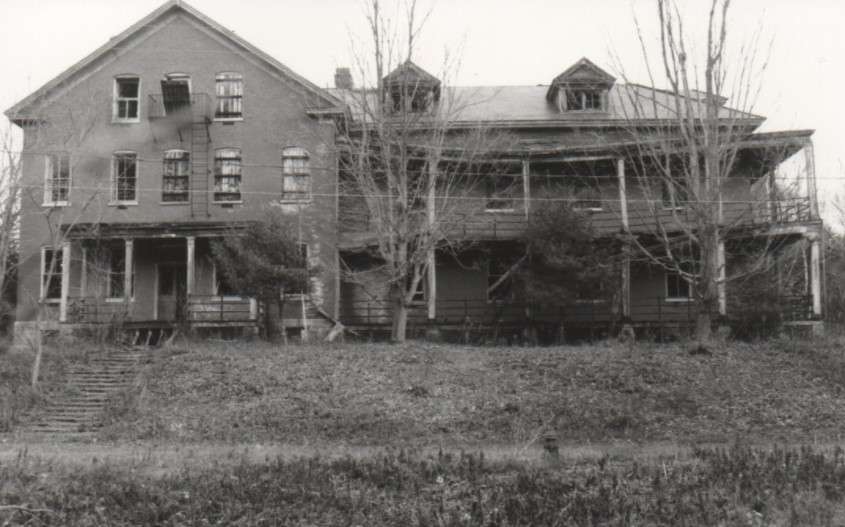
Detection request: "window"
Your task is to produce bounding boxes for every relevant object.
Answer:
[286,243,309,296]
[162,150,190,202]
[214,148,242,202]
[282,147,311,201]
[564,88,604,111]
[215,72,243,119]
[661,178,688,209]
[114,77,140,122]
[485,175,518,212]
[666,261,694,301]
[112,152,138,203]
[487,257,515,302]
[44,154,70,205]
[107,242,128,299]
[41,247,63,301]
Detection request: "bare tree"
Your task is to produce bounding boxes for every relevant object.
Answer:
[612,0,810,343]
[338,0,515,342]
[0,127,23,325]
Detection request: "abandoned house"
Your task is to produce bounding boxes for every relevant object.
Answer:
[5,0,824,344]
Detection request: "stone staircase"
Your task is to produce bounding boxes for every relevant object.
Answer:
[22,348,144,435]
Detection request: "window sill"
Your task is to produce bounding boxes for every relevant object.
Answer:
[105,297,132,303]
[573,207,604,213]
[209,295,244,301]
[109,201,138,207]
[41,298,61,305]
[42,202,69,208]
[159,201,189,206]
[662,205,686,211]
[664,297,693,303]
[213,200,243,205]
[213,117,244,122]
[278,199,312,205]
[485,208,517,214]
[112,118,140,125]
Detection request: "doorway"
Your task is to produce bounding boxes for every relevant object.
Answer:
[157,263,187,322]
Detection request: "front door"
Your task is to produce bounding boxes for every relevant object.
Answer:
[157,263,187,321]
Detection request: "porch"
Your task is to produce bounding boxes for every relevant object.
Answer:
[58,224,260,330]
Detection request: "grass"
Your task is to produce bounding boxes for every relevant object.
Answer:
[0,337,92,433]
[2,443,845,525]
[94,336,845,446]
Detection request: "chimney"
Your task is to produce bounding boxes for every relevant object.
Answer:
[334,67,353,90]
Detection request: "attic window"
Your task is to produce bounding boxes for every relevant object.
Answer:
[114,76,140,122]
[563,88,605,111]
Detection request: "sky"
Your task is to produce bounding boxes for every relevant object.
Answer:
[1,0,844,223]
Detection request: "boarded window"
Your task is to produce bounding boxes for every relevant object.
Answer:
[214,148,242,202]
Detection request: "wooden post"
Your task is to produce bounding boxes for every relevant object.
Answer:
[810,234,822,317]
[522,159,530,218]
[717,239,726,316]
[124,239,133,303]
[804,138,819,220]
[427,160,437,321]
[59,241,71,323]
[186,236,195,296]
[80,245,88,298]
[617,158,628,231]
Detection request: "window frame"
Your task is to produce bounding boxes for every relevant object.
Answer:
[486,257,515,303]
[40,247,63,303]
[283,243,310,297]
[562,87,605,112]
[43,153,71,206]
[215,72,244,121]
[105,241,129,300]
[161,149,190,203]
[111,151,139,205]
[281,147,312,203]
[485,175,518,213]
[661,178,689,210]
[113,76,141,123]
[665,261,695,302]
[571,177,604,212]
[406,272,426,304]
[213,147,243,203]
[212,262,242,300]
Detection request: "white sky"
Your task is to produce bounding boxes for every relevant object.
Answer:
[1,0,843,222]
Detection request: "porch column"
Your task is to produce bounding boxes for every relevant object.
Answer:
[617,158,629,230]
[186,236,196,296]
[59,241,71,323]
[804,138,819,220]
[717,239,727,316]
[621,252,631,318]
[522,159,531,218]
[124,239,133,303]
[810,234,822,317]
[427,160,437,320]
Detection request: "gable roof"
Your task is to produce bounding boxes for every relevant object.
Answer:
[5,0,342,122]
[546,58,617,101]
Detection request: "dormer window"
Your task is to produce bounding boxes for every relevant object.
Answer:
[547,58,616,114]
[565,89,604,111]
[383,60,441,115]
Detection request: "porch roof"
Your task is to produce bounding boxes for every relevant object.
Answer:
[61,221,254,239]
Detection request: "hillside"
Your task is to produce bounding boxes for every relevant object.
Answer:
[97,338,845,445]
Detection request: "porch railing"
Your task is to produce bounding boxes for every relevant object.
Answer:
[67,297,132,324]
[186,295,258,324]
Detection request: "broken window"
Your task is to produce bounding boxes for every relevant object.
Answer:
[282,147,311,201]
[215,72,243,119]
[41,247,62,301]
[112,152,138,203]
[214,148,242,202]
[44,153,70,205]
[114,77,140,121]
[162,150,190,202]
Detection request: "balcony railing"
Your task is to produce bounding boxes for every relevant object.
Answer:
[187,295,258,324]
[148,93,212,122]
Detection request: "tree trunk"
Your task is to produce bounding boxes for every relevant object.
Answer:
[391,293,408,343]
[695,310,712,344]
[263,293,282,342]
